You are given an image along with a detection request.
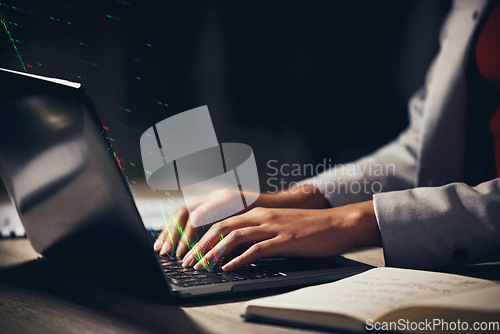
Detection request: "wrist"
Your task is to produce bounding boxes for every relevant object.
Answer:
[347,200,381,248]
[278,184,328,209]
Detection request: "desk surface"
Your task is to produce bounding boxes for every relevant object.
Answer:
[1,239,499,334]
[0,239,385,334]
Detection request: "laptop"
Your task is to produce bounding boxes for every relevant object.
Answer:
[0,68,372,297]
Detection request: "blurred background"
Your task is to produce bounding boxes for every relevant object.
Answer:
[0,0,451,195]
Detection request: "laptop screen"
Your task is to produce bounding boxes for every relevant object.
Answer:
[0,69,166,291]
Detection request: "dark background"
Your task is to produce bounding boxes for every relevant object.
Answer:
[0,0,451,193]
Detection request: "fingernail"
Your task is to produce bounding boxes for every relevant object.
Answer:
[182,253,195,267]
[183,249,193,261]
[176,243,186,258]
[194,261,204,271]
[153,241,160,252]
[222,260,234,271]
[160,244,171,256]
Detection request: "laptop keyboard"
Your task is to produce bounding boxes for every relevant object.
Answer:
[159,256,287,287]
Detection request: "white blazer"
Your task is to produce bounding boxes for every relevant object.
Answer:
[303,0,500,268]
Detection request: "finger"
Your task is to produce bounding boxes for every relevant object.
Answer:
[222,238,281,271]
[176,197,224,257]
[193,238,227,272]
[177,203,223,258]
[185,213,261,262]
[177,190,263,258]
[166,195,211,256]
[154,214,180,253]
[180,225,210,264]
[159,224,176,257]
[155,203,182,252]
[184,226,223,267]
[176,219,198,257]
[188,191,247,228]
[153,227,168,252]
[159,207,189,256]
[193,227,275,271]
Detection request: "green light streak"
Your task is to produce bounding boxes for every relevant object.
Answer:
[153,196,228,270]
[0,11,26,72]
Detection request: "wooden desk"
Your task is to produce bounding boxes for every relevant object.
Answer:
[1,239,498,334]
[0,239,384,334]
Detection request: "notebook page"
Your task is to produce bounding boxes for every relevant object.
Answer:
[407,284,500,312]
[245,267,496,322]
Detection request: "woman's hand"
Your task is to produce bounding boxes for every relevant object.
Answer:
[182,200,381,272]
[153,184,328,258]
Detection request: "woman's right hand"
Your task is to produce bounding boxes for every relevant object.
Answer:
[153,184,328,258]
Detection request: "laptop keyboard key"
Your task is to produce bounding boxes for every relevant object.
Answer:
[217,273,247,281]
[162,257,284,288]
[204,277,229,284]
[182,277,201,283]
[169,278,189,287]
[233,269,266,279]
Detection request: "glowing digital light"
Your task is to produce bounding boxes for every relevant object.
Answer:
[113,152,123,170]
[0,11,26,72]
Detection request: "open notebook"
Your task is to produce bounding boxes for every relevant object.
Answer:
[243,267,500,333]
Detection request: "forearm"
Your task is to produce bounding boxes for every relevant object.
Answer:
[264,190,382,250]
[344,200,381,248]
